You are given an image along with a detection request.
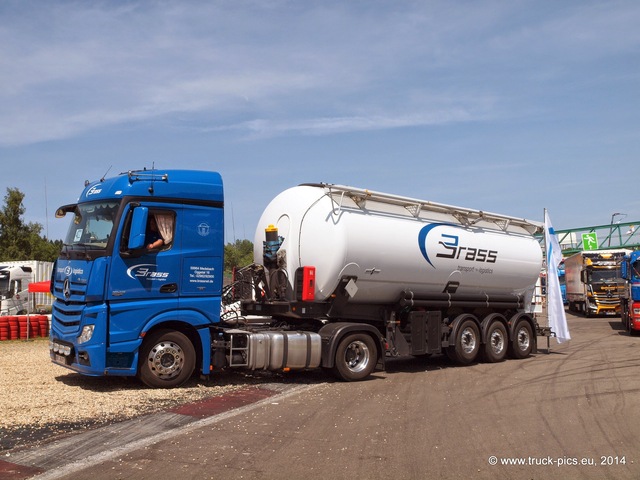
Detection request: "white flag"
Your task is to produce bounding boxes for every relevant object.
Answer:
[545,210,570,343]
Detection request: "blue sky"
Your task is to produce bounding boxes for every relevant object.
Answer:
[1,0,639,242]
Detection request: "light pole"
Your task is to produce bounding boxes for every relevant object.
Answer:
[609,212,625,247]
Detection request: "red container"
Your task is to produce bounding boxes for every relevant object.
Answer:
[0,317,8,341]
[39,315,50,337]
[29,316,40,338]
[8,316,19,340]
[18,316,28,339]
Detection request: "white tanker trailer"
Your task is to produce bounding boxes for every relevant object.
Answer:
[233,183,545,380]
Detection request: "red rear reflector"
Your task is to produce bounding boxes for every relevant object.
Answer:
[301,266,316,301]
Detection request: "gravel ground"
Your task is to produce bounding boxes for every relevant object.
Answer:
[0,337,292,452]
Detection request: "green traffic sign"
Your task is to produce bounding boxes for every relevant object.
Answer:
[582,232,598,250]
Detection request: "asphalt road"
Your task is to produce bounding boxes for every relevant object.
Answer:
[10,312,640,479]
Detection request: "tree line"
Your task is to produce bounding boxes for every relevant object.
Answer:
[0,188,61,262]
[0,188,255,273]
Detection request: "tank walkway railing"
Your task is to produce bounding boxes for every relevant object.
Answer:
[317,183,542,234]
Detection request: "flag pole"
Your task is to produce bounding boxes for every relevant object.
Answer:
[544,208,551,352]
[545,208,571,344]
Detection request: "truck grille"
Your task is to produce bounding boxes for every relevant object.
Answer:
[52,278,87,330]
[52,303,82,327]
[593,295,620,305]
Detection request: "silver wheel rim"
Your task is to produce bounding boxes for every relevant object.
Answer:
[148,340,184,379]
[461,327,477,354]
[490,328,505,355]
[517,327,530,351]
[344,340,371,373]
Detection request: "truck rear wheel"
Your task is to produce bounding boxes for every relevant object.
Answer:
[448,319,480,365]
[621,303,630,331]
[509,319,534,359]
[332,333,377,381]
[139,330,195,388]
[483,320,508,363]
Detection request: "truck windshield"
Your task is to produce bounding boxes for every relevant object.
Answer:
[63,201,120,249]
[591,269,621,283]
[0,271,8,295]
[632,261,640,280]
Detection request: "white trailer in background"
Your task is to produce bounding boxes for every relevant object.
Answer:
[0,261,53,315]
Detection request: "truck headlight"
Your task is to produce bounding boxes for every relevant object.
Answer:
[77,325,95,345]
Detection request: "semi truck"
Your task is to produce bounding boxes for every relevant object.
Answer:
[565,249,629,317]
[619,250,640,334]
[50,169,544,388]
[0,261,53,315]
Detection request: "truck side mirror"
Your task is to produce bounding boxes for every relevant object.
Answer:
[128,206,149,250]
[621,260,629,280]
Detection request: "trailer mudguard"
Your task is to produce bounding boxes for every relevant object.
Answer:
[318,322,385,370]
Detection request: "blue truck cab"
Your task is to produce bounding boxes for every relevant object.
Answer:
[50,170,224,387]
[620,250,640,334]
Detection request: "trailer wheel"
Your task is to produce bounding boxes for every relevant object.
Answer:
[509,320,534,359]
[139,330,195,388]
[482,320,508,363]
[448,319,480,365]
[332,333,377,382]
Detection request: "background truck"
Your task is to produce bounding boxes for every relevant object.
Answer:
[50,169,544,388]
[558,262,567,305]
[620,250,640,334]
[565,249,629,317]
[0,261,53,315]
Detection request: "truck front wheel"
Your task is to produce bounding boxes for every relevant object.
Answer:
[139,330,196,388]
[332,333,377,381]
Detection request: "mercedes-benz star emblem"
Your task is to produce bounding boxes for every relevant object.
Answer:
[63,278,71,300]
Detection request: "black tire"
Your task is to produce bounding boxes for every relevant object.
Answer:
[448,319,480,365]
[332,333,377,381]
[509,320,534,359]
[138,330,196,388]
[482,320,508,363]
[622,303,630,332]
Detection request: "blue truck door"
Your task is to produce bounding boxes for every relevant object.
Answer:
[108,203,182,346]
[178,203,224,324]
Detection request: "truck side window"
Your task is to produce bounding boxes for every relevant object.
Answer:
[11,280,22,297]
[146,211,175,251]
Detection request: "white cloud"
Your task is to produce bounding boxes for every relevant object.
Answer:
[0,1,638,146]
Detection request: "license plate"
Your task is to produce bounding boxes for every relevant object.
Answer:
[55,354,67,364]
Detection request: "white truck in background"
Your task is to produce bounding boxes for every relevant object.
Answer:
[0,261,53,315]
